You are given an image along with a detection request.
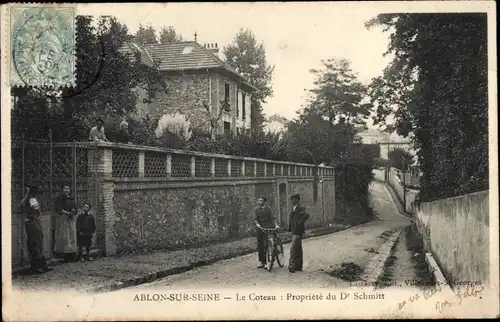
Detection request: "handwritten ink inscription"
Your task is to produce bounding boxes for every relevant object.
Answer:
[398,284,484,313]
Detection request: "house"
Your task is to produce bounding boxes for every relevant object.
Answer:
[119,41,257,135]
[357,127,414,160]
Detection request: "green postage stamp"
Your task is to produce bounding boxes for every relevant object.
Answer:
[10,5,76,88]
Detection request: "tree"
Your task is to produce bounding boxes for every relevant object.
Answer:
[134,24,157,45]
[11,16,165,142]
[388,148,413,172]
[159,26,184,43]
[304,58,373,127]
[367,13,488,200]
[223,29,275,133]
[202,99,229,140]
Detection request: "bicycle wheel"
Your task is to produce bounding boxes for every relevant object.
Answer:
[265,238,275,272]
[275,237,285,267]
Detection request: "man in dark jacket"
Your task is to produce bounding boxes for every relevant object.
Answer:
[288,193,310,273]
[254,196,278,268]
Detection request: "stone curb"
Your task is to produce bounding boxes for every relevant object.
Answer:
[425,252,455,296]
[360,229,402,291]
[89,225,353,294]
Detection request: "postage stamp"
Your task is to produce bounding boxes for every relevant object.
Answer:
[9,5,76,88]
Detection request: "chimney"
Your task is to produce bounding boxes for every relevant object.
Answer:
[205,42,219,56]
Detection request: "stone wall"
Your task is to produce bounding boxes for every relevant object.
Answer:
[112,176,335,254]
[113,181,278,254]
[414,190,490,286]
[388,167,419,213]
[89,143,336,255]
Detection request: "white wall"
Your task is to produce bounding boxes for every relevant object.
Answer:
[414,191,490,287]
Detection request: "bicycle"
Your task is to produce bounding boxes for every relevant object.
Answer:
[260,227,285,272]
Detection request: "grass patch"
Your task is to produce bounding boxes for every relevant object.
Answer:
[328,262,364,282]
[405,225,436,288]
[378,229,395,240]
[374,233,400,289]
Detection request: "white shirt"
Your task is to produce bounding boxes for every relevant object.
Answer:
[293,205,297,212]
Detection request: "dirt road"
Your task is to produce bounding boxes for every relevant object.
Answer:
[121,182,409,290]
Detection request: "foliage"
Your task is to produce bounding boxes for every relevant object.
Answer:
[186,129,285,161]
[373,157,389,169]
[12,16,165,142]
[388,148,413,172]
[223,28,275,133]
[159,26,184,43]
[367,13,488,200]
[134,24,157,45]
[304,58,373,126]
[202,100,229,140]
[155,112,192,141]
[128,114,158,146]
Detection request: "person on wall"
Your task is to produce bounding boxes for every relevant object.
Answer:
[89,117,108,142]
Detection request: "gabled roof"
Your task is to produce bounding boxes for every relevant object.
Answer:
[118,42,157,68]
[119,41,258,92]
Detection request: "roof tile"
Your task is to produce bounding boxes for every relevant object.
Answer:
[119,41,257,91]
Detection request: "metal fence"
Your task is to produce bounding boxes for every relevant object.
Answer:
[106,143,335,180]
[11,137,99,268]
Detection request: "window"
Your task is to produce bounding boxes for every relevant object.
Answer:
[224,121,231,135]
[242,93,246,120]
[181,46,194,54]
[236,91,239,118]
[224,82,230,111]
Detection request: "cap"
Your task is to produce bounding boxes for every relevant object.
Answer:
[96,117,104,124]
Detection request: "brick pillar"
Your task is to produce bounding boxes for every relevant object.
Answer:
[253,161,257,177]
[138,151,145,177]
[210,158,216,177]
[166,154,172,177]
[191,156,196,178]
[227,159,232,177]
[89,146,117,256]
[264,162,267,177]
[241,160,246,176]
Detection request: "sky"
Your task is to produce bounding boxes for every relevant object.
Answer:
[79,2,394,127]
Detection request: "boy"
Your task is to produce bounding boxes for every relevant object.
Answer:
[76,203,96,261]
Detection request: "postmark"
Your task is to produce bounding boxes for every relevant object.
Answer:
[10,5,76,88]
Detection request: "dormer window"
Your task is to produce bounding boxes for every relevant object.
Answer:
[182,46,194,54]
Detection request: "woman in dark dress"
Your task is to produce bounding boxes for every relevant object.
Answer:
[17,185,50,274]
[53,184,78,262]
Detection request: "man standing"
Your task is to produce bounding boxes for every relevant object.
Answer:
[254,197,278,268]
[288,193,310,273]
[17,185,51,274]
[89,117,108,142]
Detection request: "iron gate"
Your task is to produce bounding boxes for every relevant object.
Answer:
[11,133,99,268]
